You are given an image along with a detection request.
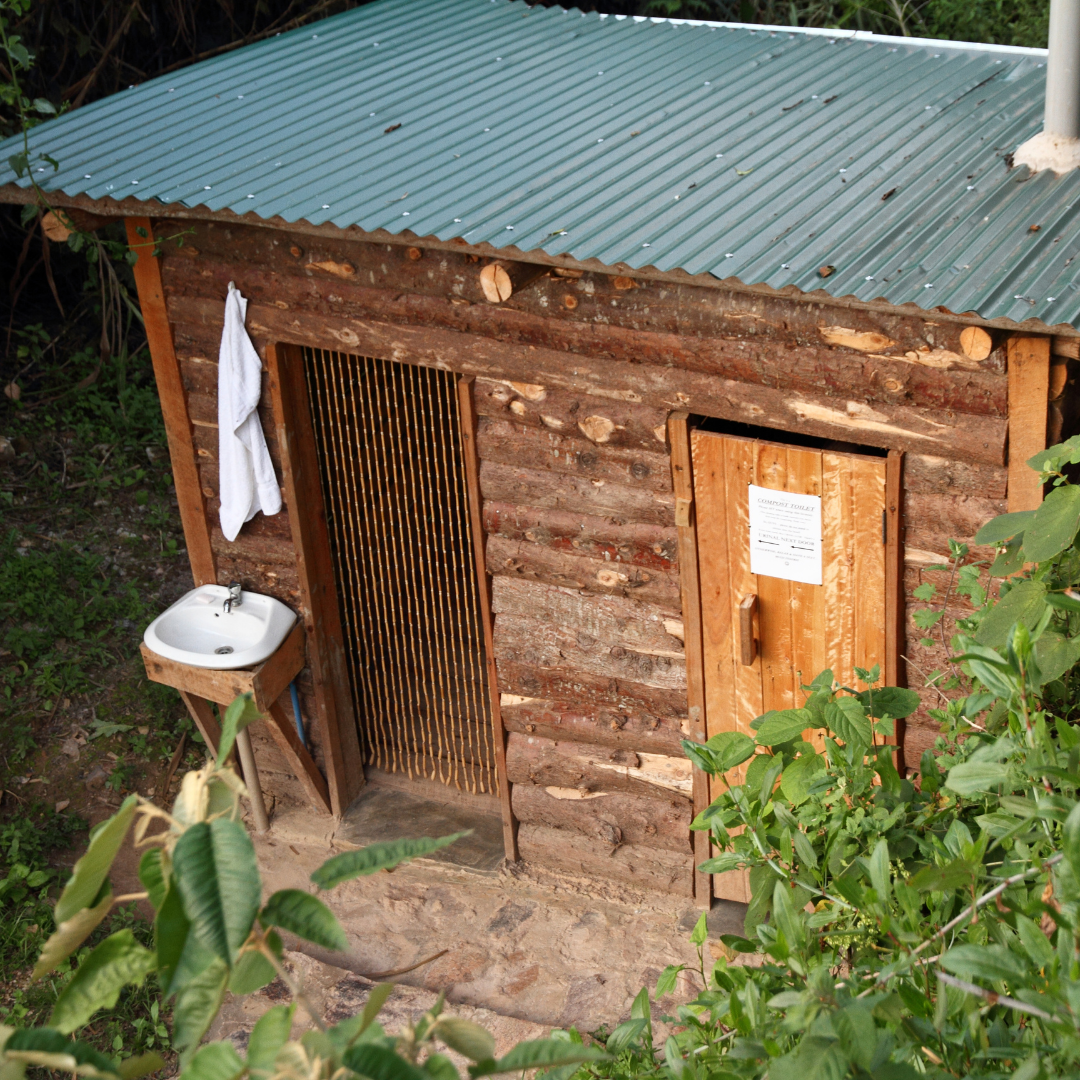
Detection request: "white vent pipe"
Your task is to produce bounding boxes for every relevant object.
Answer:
[1015,0,1080,172]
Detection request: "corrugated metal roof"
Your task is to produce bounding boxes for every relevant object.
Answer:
[2,0,1077,327]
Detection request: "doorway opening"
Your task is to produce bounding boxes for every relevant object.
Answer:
[302,348,498,797]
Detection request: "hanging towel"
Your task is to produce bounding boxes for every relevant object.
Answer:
[218,282,281,542]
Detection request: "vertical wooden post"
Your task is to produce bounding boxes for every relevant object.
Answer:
[1007,336,1052,512]
[457,376,519,862]
[265,342,364,816]
[884,449,906,774]
[668,411,711,909]
[125,217,216,585]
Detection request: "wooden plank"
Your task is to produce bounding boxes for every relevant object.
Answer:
[885,450,906,771]
[505,733,692,800]
[755,442,796,715]
[785,448,826,724]
[511,784,692,852]
[142,643,258,704]
[125,217,216,585]
[1007,336,1051,512]
[691,429,754,904]
[458,376,518,862]
[668,412,710,907]
[851,455,888,692]
[486,533,680,611]
[500,698,687,756]
[517,824,693,897]
[491,578,684,656]
[265,341,364,816]
[178,691,222,757]
[168,296,1010,466]
[476,415,673,492]
[265,700,332,815]
[250,622,305,712]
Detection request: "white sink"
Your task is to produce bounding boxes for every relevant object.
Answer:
[143,585,297,670]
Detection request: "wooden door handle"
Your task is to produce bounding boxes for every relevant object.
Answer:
[739,593,758,666]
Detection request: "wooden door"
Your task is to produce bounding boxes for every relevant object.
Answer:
[690,430,889,902]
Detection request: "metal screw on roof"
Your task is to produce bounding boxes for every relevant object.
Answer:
[84,174,92,178]
[812,95,818,99]
[925,106,933,110]
[598,71,604,75]
[781,263,790,268]
[454,218,462,222]
[598,138,604,142]
[1049,296,1057,302]
[247,194,255,199]
[506,225,514,230]
[924,283,934,288]
[168,88,175,93]
[238,95,244,99]
[839,168,847,173]
[932,54,939,58]
[132,180,139,184]
[967,185,974,190]
[204,185,211,190]
[642,243,651,247]
[370,112,376,116]
[716,153,723,157]
[402,211,409,215]
[484,127,490,132]
[497,57,502,60]
[865,275,874,280]
[725,253,734,258]
[704,81,710,85]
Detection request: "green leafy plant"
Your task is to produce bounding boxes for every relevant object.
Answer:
[0,695,609,1080]
[570,440,1080,1079]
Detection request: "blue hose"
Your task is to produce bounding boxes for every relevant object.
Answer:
[289,681,307,748]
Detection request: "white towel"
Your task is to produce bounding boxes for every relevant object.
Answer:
[218,282,282,542]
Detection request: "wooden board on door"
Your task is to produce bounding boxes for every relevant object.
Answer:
[690,430,888,902]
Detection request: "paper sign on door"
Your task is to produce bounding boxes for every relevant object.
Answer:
[748,484,823,585]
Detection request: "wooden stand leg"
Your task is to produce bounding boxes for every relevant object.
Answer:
[235,725,270,834]
[178,691,222,756]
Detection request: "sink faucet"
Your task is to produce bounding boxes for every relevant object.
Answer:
[223,582,242,613]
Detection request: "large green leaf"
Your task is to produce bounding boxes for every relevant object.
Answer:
[753,709,813,746]
[1064,802,1080,883]
[227,945,278,996]
[909,858,978,893]
[118,1053,165,1080]
[867,838,891,905]
[855,686,921,720]
[156,880,215,998]
[974,580,1048,649]
[217,695,262,766]
[343,1043,426,1080]
[312,834,469,890]
[3,1029,119,1078]
[179,1041,245,1080]
[974,511,1035,545]
[260,889,347,951]
[50,930,156,1034]
[1034,632,1080,686]
[944,760,1012,795]
[466,1039,607,1078]
[939,944,1028,982]
[173,819,260,966]
[779,753,825,806]
[434,1018,495,1063]
[703,731,756,772]
[33,888,113,980]
[55,795,137,924]
[138,849,167,912]
[246,1005,294,1075]
[832,1002,877,1073]
[172,959,229,1063]
[1023,484,1080,562]
[744,1038,846,1080]
[824,697,871,748]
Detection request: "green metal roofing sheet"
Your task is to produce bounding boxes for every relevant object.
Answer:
[2,0,1076,327]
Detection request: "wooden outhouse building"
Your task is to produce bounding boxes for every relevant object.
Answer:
[5,0,1080,906]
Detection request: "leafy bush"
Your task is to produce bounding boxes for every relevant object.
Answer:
[0,696,609,1080]
[569,440,1080,1079]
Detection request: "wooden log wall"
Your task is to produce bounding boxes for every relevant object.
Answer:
[144,215,1037,893]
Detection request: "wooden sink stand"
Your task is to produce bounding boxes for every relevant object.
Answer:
[140,621,332,826]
